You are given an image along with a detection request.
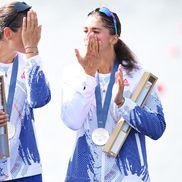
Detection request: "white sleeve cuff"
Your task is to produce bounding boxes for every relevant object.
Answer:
[113,97,137,122]
[25,55,42,70]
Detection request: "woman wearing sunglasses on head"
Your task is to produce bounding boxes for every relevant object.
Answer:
[60,7,166,182]
[0,1,51,182]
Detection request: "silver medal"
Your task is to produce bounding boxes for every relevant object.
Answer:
[92,128,109,146]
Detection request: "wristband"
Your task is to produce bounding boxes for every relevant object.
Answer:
[25,47,38,54]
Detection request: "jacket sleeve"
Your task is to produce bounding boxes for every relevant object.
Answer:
[24,55,51,108]
[113,85,166,140]
[60,65,97,130]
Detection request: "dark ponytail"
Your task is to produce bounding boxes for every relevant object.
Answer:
[114,39,138,72]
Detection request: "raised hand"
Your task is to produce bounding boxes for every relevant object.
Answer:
[22,9,41,57]
[113,64,125,107]
[75,35,101,77]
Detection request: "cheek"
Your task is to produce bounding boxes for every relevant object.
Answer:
[16,38,23,48]
[18,33,24,47]
[16,38,24,52]
[83,36,88,46]
[15,33,22,44]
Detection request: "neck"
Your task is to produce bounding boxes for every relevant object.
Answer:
[0,51,17,64]
[0,41,17,63]
[98,52,116,74]
[98,64,114,74]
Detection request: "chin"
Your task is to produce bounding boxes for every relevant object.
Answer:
[18,49,25,54]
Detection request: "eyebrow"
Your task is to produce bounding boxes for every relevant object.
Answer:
[84,27,102,31]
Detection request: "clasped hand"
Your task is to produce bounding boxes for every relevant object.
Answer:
[0,111,8,126]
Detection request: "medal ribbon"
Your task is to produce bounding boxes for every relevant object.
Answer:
[6,55,19,119]
[95,58,118,128]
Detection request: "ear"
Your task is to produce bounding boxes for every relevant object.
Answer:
[110,35,119,45]
[3,27,13,40]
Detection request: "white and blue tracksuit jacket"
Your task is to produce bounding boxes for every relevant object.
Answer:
[0,53,51,181]
[61,63,166,182]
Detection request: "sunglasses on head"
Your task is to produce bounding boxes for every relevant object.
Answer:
[14,1,31,12]
[99,7,118,35]
[4,1,31,27]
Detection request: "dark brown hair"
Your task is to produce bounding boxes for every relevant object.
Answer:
[88,8,138,72]
[0,1,30,40]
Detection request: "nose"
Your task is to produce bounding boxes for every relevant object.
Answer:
[87,31,95,38]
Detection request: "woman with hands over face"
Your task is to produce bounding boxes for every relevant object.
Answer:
[75,28,124,106]
[0,1,51,181]
[61,7,166,182]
